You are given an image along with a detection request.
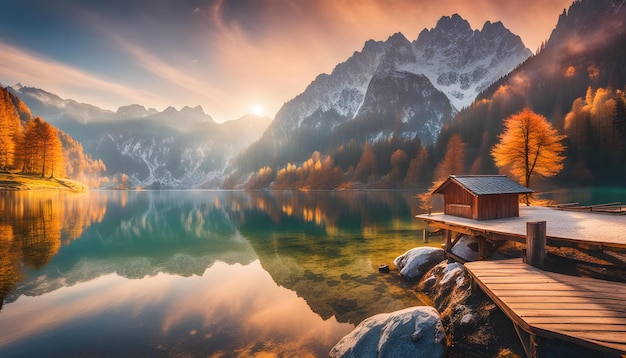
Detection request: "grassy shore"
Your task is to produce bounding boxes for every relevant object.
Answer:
[0,172,87,192]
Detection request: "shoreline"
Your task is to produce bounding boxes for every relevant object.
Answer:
[0,172,87,192]
[332,237,626,357]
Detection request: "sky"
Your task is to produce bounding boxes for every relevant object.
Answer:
[0,0,574,123]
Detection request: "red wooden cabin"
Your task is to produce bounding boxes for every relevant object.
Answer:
[432,175,533,220]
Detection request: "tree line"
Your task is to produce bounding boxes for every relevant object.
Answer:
[0,87,105,182]
[227,102,572,200]
[0,89,64,177]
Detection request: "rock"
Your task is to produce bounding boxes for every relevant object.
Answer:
[393,247,445,280]
[450,235,480,262]
[418,261,518,357]
[329,306,446,358]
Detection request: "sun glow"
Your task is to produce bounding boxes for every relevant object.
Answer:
[252,104,264,116]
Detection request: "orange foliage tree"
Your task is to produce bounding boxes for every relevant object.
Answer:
[246,166,274,190]
[491,107,566,196]
[403,145,429,188]
[564,87,625,181]
[419,134,466,211]
[16,117,65,178]
[353,142,376,183]
[0,89,22,170]
[434,134,466,181]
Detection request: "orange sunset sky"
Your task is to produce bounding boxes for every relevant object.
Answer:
[0,0,574,122]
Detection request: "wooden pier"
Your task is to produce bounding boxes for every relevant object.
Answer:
[417,205,626,356]
[418,206,626,252]
[466,259,626,357]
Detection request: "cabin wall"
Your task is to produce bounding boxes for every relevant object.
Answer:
[476,194,520,220]
[443,183,474,219]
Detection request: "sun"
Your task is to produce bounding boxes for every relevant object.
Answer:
[252,104,264,116]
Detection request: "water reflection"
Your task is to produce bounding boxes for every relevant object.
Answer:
[0,191,107,309]
[0,261,353,357]
[228,191,430,324]
[0,190,432,357]
[4,191,257,307]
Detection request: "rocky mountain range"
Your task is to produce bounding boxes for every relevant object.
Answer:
[9,85,271,188]
[236,14,532,175]
[10,13,532,189]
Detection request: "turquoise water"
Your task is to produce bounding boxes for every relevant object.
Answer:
[0,190,436,357]
[538,187,626,206]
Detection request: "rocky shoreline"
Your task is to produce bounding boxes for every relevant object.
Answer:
[330,236,614,357]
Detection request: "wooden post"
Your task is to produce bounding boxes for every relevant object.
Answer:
[526,221,546,269]
[445,230,451,251]
[478,236,486,260]
[423,228,429,243]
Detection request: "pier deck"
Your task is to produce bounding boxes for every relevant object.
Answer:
[465,259,626,356]
[418,206,626,250]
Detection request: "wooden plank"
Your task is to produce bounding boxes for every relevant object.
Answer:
[526,316,626,325]
[534,324,626,332]
[489,290,626,301]
[507,302,626,311]
[465,259,626,355]
[486,286,626,299]
[516,310,626,318]
[500,295,623,303]
[484,281,626,290]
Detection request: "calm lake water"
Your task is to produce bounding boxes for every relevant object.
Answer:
[0,190,438,357]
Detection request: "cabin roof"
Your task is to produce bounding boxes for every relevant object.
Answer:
[433,175,534,196]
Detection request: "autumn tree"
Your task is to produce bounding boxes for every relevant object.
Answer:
[386,149,408,186]
[353,142,376,183]
[305,153,342,189]
[403,145,429,188]
[434,134,466,181]
[419,134,466,212]
[0,89,22,170]
[564,87,626,181]
[16,117,65,177]
[245,166,274,190]
[491,107,566,202]
[59,130,106,187]
[273,163,298,189]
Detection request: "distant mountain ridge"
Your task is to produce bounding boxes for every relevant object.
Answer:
[236,14,532,176]
[8,85,271,188]
[6,14,535,189]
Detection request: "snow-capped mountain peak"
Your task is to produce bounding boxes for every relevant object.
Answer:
[266,13,531,146]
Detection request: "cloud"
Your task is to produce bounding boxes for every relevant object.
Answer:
[0,41,161,110]
[0,0,575,121]
[113,36,231,106]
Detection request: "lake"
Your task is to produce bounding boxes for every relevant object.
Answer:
[0,190,438,357]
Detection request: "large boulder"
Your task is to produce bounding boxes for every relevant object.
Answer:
[329,306,446,358]
[419,261,517,357]
[393,247,445,280]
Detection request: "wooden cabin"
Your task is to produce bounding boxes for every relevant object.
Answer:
[432,175,533,220]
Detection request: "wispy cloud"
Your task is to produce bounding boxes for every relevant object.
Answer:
[0,0,574,121]
[113,36,231,107]
[0,41,161,110]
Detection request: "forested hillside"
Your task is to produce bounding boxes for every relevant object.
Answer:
[435,0,626,186]
[231,0,626,191]
[226,14,533,190]
[0,85,105,187]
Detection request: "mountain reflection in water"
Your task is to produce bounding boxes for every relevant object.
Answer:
[0,190,434,357]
